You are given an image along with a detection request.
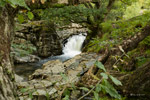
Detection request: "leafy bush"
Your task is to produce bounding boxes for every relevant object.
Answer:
[93,61,122,99]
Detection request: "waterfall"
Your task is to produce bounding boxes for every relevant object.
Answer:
[57,33,86,61]
[14,33,86,77]
[62,34,86,57]
[40,33,86,63]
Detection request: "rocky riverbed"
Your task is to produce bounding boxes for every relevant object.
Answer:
[15,53,101,100]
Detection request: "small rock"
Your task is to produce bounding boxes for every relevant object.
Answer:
[15,74,24,82]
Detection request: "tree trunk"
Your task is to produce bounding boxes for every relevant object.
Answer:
[102,25,150,96]
[0,5,17,100]
[104,25,150,69]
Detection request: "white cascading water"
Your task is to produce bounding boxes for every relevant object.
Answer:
[40,33,86,63]
[62,34,86,58]
[57,33,86,61]
[15,33,86,77]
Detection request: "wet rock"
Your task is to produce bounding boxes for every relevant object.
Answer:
[30,53,99,82]
[13,53,40,63]
[57,23,88,42]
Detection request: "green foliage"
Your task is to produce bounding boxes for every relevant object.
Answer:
[140,36,150,47]
[101,21,113,33]
[94,61,122,99]
[123,2,142,19]
[87,35,113,52]
[87,12,150,52]
[62,95,70,100]
[95,61,106,72]
[100,73,108,79]
[17,14,24,23]
[42,4,106,25]
[17,11,35,23]
[62,88,71,100]
[123,0,150,19]
[109,75,122,86]
[95,84,101,92]
[20,88,28,93]
[100,80,121,99]
[51,4,66,8]
[0,0,29,9]
[59,61,122,99]
[0,0,6,7]
[60,73,67,81]
[93,91,100,100]
[135,56,150,67]
[27,11,34,20]
[106,1,125,21]
[32,9,44,19]
[79,87,89,92]
[20,88,35,99]
[9,0,29,9]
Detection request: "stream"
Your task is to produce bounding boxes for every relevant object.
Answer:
[14,33,86,78]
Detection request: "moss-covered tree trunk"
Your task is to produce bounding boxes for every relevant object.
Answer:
[103,25,150,69]
[102,25,150,96]
[0,5,17,100]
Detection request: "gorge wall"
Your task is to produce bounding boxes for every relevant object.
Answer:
[14,21,87,57]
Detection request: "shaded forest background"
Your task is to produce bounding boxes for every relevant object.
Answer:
[0,0,150,100]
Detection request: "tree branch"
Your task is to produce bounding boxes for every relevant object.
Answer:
[104,0,116,20]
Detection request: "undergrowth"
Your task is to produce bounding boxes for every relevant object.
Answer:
[61,61,123,100]
[86,12,150,53]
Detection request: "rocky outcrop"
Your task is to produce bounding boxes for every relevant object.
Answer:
[57,23,87,42]
[16,53,100,99]
[15,21,62,57]
[15,21,87,57]
[36,25,62,57]
[13,54,40,63]
[11,47,40,63]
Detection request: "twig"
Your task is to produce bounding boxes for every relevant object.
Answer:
[113,46,129,70]
[113,53,125,66]
[77,78,103,100]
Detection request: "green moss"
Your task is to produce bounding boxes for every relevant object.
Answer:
[139,36,150,47]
